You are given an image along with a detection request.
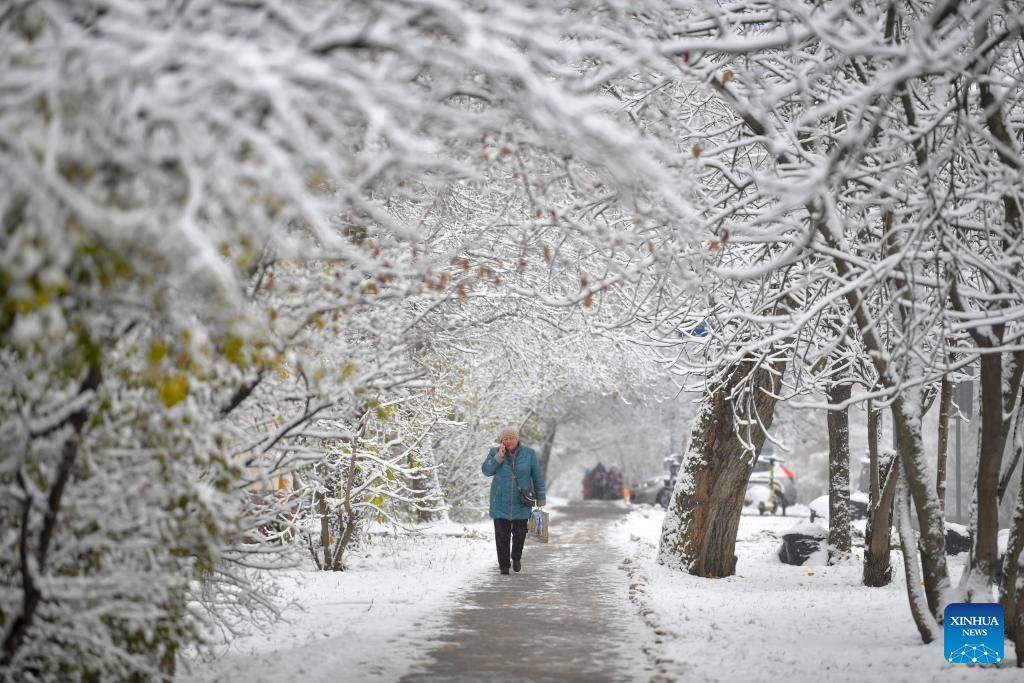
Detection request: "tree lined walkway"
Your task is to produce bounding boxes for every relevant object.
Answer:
[401,502,652,683]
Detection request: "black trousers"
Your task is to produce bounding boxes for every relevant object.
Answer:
[493,518,528,568]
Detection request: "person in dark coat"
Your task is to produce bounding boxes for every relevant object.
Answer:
[481,425,546,574]
[589,461,607,500]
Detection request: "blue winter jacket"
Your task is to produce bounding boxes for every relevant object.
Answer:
[482,445,546,520]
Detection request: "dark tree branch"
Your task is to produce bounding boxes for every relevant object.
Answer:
[2,364,101,666]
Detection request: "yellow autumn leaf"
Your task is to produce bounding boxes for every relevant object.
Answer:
[223,336,245,366]
[158,374,189,407]
[147,341,170,366]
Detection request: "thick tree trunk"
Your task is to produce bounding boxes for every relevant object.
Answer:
[827,382,852,563]
[936,373,953,513]
[657,356,785,578]
[964,354,1005,598]
[864,456,898,587]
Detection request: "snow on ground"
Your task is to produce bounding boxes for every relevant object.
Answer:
[182,519,494,683]
[613,505,1020,683]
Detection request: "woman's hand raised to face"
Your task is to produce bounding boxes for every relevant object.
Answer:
[496,444,506,463]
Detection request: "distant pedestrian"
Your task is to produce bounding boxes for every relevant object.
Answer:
[589,461,608,499]
[482,425,546,574]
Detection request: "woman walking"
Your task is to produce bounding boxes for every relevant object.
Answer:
[481,425,546,574]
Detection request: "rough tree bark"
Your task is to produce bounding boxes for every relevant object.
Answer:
[863,402,896,587]
[963,351,1024,598]
[827,382,852,564]
[936,372,953,513]
[961,353,1005,599]
[657,355,785,578]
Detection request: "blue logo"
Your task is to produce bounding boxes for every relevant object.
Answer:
[944,603,1003,663]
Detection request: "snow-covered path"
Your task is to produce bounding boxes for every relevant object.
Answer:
[401,501,656,682]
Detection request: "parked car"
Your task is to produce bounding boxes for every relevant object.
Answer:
[631,474,673,507]
[809,453,890,523]
[745,455,797,515]
[630,454,681,508]
[808,490,869,523]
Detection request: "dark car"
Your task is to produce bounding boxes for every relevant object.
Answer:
[630,474,673,507]
[630,454,681,508]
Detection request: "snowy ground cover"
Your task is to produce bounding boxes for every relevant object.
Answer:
[182,519,494,683]
[614,505,1020,682]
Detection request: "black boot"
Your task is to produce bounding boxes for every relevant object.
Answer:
[513,559,521,572]
[500,566,510,575]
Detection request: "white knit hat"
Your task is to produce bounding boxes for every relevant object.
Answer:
[498,425,519,441]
